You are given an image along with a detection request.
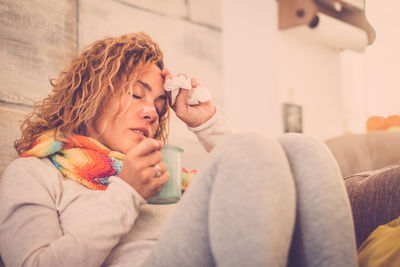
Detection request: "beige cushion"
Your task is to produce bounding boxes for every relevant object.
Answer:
[326,131,400,177]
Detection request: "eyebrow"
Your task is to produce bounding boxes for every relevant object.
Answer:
[137,80,152,91]
[137,80,167,100]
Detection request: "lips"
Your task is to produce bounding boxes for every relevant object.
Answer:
[130,128,149,138]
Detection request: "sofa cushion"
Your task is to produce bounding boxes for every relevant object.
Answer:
[326,131,400,177]
[344,163,400,248]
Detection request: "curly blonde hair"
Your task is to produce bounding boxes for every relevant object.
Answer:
[15,32,169,155]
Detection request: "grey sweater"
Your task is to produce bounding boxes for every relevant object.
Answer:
[0,110,232,267]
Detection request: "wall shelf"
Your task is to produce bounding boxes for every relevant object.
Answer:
[278,0,375,45]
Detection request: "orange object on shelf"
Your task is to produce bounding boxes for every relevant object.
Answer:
[385,115,400,128]
[367,115,400,132]
[366,116,386,131]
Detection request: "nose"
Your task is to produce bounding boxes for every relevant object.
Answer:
[141,105,158,123]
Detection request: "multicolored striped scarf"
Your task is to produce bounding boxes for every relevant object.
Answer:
[21,130,195,191]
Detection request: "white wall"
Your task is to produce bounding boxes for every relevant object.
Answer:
[364,0,400,117]
[223,0,344,140]
[338,0,400,134]
[339,50,368,133]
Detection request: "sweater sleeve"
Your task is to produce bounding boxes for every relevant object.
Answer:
[187,108,234,152]
[0,157,145,267]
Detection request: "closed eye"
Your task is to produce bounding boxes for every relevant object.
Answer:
[132,94,142,99]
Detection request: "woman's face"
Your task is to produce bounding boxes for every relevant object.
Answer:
[88,64,167,153]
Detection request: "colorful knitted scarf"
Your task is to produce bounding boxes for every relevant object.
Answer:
[21,130,196,192]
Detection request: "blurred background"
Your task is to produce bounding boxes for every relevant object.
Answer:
[0,0,399,171]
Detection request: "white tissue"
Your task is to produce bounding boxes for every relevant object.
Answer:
[186,85,212,105]
[164,75,212,106]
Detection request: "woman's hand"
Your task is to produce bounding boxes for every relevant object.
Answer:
[118,138,169,199]
[162,68,216,128]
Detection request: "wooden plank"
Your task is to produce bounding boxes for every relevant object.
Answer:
[189,0,221,29]
[0,0,77,106]
[115,0,188,18]
[0,103,30,177]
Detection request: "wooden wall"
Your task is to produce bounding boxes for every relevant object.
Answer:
[0,0,222,175]
[0,0,77,175]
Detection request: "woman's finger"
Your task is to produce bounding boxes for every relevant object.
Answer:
[155,162,167,174]
[177,88,189,99]
[161,68,170,77]
[162,68,173,80]
[191,77,198,88]
[129,138,162,158]
[172,88,190,111]
[145,161,167,179]
[142,150,163,167]
[144,171,170,197]
[153,171,170,187]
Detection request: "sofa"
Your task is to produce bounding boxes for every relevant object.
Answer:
[325,130,400,248]
[0,131,398,266]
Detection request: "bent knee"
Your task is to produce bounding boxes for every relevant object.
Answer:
[216,132,286,161]
[278,133,340,174]
[278,133,331,157]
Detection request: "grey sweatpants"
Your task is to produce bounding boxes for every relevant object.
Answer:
[142,133,358,267]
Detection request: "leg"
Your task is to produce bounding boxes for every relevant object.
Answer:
[141,133,296,267]
[278,133,358,267]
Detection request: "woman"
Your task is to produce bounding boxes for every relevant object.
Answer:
[0,32,357,266]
